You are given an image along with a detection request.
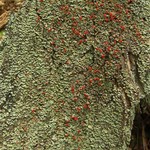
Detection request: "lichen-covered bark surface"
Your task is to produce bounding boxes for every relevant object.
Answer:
[0,0,149,150]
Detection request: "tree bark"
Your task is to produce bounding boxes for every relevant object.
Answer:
[0,0,149,149]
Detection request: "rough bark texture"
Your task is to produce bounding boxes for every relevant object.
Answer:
[0,0,149,150]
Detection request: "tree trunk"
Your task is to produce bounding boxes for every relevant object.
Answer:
[0,0,149,149]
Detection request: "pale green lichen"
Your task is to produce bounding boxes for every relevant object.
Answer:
[0,0,149,150]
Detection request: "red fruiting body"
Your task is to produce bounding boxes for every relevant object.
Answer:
[84,30,89,35]
[120,25,125,31]
[109,12,116,21]
[104,41,109,45]
[89,79,93,84]
[96,47,103,53]
[79,16,82,21]
[93,77,100,81]
[65,123,70,127]
[119,39,123,43]
[101,54,105,59]
[72,17,75,20]
[78,40,83,45]
[83,103,90,109]
[89,14,96,20]
[79,85,86,90]
[36,16,40,22]
[127,0,134,4]
[65,133,69,137]
[100,3,104,7]
[48,28,52,32]
[84,93,90,100]
[107,46,111,52]
[77,130,81,133]
[92,25,96,29]
[88,66,92,71]
[72,116,78,121]
[71,85,75,94]
[76,107,81,112]
[31,108,36,113]
[72,28,80,36]
[93,70,100,73]
[73,97,78,101]
[73,117,78,121]
[65,120,70,123]
[63,48,67,53]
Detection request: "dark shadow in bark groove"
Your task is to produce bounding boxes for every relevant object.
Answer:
[130,100,150,150]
